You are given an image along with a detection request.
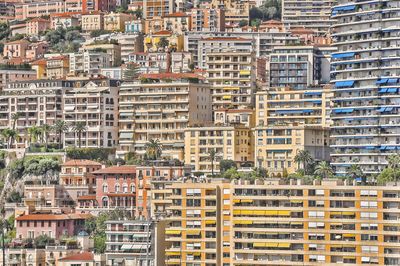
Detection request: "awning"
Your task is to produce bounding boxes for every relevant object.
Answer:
[205,220,216,225]
[334,108,354,114]
[234,220,252,224]
[166,230,181,235]
[278,243,291,248]
[64,105,75,111]
[278,210,291,216]
[87,105,98,109]
[376,78,388,84]
[120,132,133,139]
[223,87,239,90]
[222,95,231,100]
[166,251,180,256]
[387,78,398,84]
[121,244,133,250]
[335,80,355,88]
[239,70,251,75]
[332,52,355,59]
[186,230,201,235]
[304,91,322,96]
[333,5,356,12]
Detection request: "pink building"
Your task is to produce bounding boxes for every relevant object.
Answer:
[25,42,48,61]
[93,165,136,210]
[26,18,50,36]
[50,13,80,30]
[3,39,30,59]
[16,213,91,240]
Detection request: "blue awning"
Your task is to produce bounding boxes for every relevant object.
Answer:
[333,5,356,12]
[387,88,398,93]
[332,52,355,59]
[377,107,386,112]
[334,108,354,113]
[385,107,394,112]
[276,110,313,114]
[387,78,398,84]
[376,78,388,84]
[304,91,322,96]
[365,146,377,150]
[335,80,355,88]
[378,88,388,93]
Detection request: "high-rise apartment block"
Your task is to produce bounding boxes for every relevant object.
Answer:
[164,178,400,265]
[118,73,213,160]
[143,0,174,19]
[282,0,336,34]
[330,0,400,175]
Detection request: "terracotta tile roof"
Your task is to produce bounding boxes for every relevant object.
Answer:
[202,37,251,41]
[93,165,136,174]
[140,72,203,80]
[6,39,30,45]
[16,213,92,221]
[77,195,97,200]
[63,159,103,167]
[59,252,94,261]
[164,12,188,18]
[153,30,172,35]
[50,11,82,18]
[31,58,46,66]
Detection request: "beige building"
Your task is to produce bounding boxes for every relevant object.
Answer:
[254,86,332,176]
[210,0,251,25]
[103,12,132,32]
[81,12,104,31]
[184,124,254,173]
[190,8,225,32]
[69,49,112,75]
[164,178,400,266]
[162,12,191,35]
[118,73,213,160]
[143,0,174,19]
[83,42,121,66]
[63,79,119,148]
[26,18,50,36]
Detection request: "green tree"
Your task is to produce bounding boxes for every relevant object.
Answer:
[387,154,400,170]
[376,168,397,185]
[314,161,333,179]
[346,164,364,183]
[219,159,237,173]
[222,167,240,179]
[156,37,169,50]
[294,150,313,172]
[28,126,42,144]
[0,23,10,40]
[145,139,162,160]
[40,124,53,151]
[239,20,248,27]
[72,122,87,148]
[90,29,112,38]
[53,120,69,149]
[208,149,217,177]
[123,63,140,81]
[34,234,54,248]
[3,129,18,149]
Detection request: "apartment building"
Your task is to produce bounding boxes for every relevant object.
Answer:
[3,39,30,59]
[15,0,67,20]
[26,18,50,36]
[210,0,250,25]
[50,13,80,30]
[142,0,174,19]
[144,30,184,52]
[128,52,192,73]
[63,79,119,148]
[0,80,66,148]
[0,69,36,91]
[60,159,103,204]
[254,86,332,175]
[81,12,104,31]
[282,0,336,35]
[103,12,132,32]
[330,0,400,175]
[190,8,225,32]
[118,73,213,160]
[69,50,112,75]
[46,55,70,79]
[162,12,190,35]
[184,124,254,173]
[164,178,400,265]
[269,45,334,90]
[82,42,121,67]
[105,220,155,265]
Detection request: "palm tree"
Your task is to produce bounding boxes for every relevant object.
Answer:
[28,126,42,144]
[314,161,333,179]
[41,124,53,151]
[11,112,22,130]
[347,164,364,183]
[157,37,169,51]
[123,63,140,81]
[294,150,313,171]
[208,149,217,177]
[53,120,69,149]
[145,139,162,160]
[72,122,87,148]
[6,129,18,149]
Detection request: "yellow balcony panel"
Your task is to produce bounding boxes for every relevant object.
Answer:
[330,222,342,225]
[265,243,279,247]
[265,210,278,215]
[239,210,253,215]
[330,212,341,215]
[239,70,251,75]
[233,210,241,215]
[343,233,356,237]
[186,230,201,235]
[233,199,240,203]
[240,199,253,203]
[223,87,240,90]
[253,243,265,247]
[166,252,181,256]
[234,220,252,225]
[278,210,291,216]
[253,210,265,215]
[166,230,181,235]
[291,222,303,225]
[222,95,232,100]
[278,243,291,248]
[205,220,216,225]
[343,256,356,259]
[342,212,355,215]
[290,200,303,203]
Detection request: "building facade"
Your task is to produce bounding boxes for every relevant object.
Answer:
[330,0,400,175]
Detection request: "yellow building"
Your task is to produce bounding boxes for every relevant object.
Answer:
[164,178,400,265]
[31,55,69,79]
[210,0,251,25]
[162,12,191,35]
[144,30,184,52]
[103,12,132,32]
[117,73,213,160]
[254,86,332,176]
[184,124,254,173]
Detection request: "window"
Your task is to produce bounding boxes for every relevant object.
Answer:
[102,184,108,192]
